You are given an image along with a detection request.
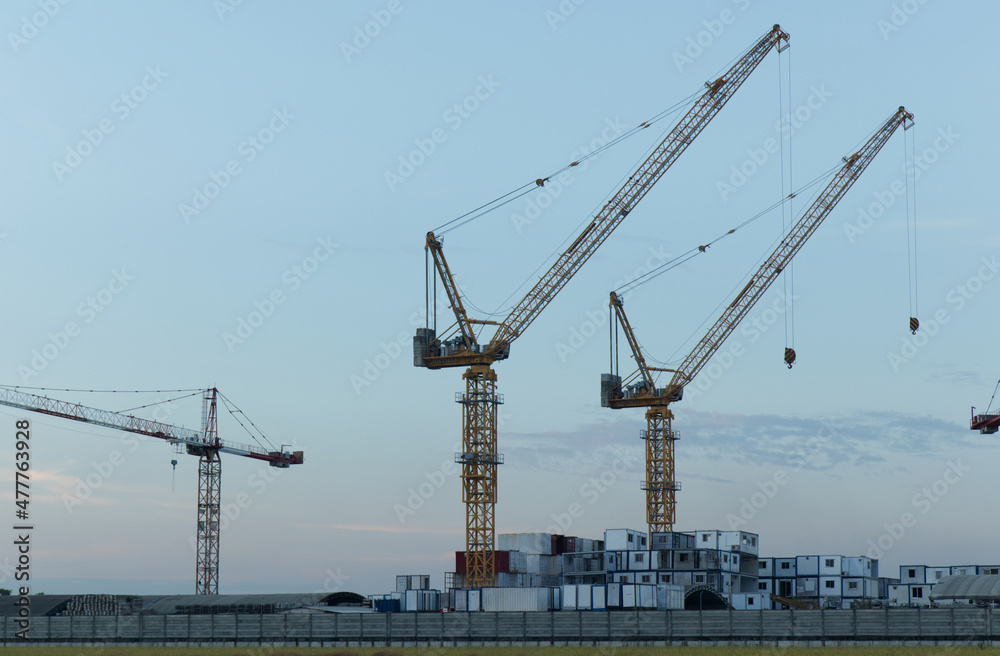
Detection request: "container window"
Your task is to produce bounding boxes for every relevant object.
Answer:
[848,582,858,589]
[825,580,835,589]
[758,582,767,590]
[825,559,834,567]
[759,562,766,569]
[781,562,790,570]
[908,569,916,578]
[641,575,651,583]
[695,575,705,583]
[913,587,923,598]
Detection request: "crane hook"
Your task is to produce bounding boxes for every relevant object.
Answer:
[909,317,919,335]
[784,347,796,369]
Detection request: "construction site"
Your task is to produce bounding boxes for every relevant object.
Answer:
[2,1,996,647]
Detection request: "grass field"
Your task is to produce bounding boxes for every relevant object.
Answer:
[3,648,1000,656]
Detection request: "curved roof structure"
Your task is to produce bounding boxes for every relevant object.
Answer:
[929,575,1000,600]
[148,593,339,615]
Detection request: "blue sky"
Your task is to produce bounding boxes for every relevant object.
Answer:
[0,1,997,596]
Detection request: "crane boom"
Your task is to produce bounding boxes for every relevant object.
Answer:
[603,106,914,536]
[0,387,302,466]
[416,24,790,370]
[663,106,914,396]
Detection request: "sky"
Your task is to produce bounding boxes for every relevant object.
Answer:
[0,1,997,597]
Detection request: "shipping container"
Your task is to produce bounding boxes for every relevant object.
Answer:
[638,584,655,609]
[576,584,592,610]
[455,551,510,575]
[796,556,819,576]
[606,582,622,609]
[481,587,551,612]
[592,585,607,611]
[655,584,684,610]
[899,565,926,584]
[468,589,481,612]
[605,528,647,551]
[621,584,637,608]
[561,584,577,610]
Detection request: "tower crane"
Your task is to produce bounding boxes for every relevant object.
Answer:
[0,386,303,594]
[414,25,790,587]
[602,106,914,537]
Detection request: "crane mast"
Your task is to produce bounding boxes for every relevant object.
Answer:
[414,25,790,588]
[603,106,914,537]
[0,386,303,594]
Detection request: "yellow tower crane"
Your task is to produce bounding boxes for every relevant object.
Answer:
[602,106,914,538]
[414,25,791,587]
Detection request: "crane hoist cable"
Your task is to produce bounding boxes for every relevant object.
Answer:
[624,162,844,369]
[777,41,795,356]
[905,122,919,333]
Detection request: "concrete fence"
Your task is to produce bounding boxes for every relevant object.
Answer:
[4,608,998,645]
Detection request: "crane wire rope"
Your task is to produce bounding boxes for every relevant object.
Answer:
[432,88,703,238]
[217,391,279,453]
[631,161,842,371]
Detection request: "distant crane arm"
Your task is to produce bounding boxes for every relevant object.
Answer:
[0,387,303,467]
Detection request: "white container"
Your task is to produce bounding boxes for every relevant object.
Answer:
[622,584,637,608]
[481,587,550,612]
[404,589,418,612]
[468,589,481,612]
[796,555,819,576]
[758,557,773,577]
[606,582,622,608]
[576,584,592,610]
[592,585,607,611]
[899,565,926,584]
[604,529,647,551]
[638,584,656,609]
[820,556,842,576]
[655,584,684,610]
[561,584,577,610]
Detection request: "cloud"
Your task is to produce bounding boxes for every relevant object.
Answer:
[502,409,977,477]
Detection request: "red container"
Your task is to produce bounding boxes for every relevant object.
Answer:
[455,550,510,575]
